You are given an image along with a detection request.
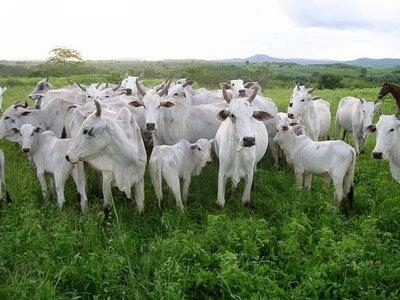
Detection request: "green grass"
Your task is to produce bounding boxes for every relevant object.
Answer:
[0,77,399,299]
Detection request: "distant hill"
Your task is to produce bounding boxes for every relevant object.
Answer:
[218,53,400,68]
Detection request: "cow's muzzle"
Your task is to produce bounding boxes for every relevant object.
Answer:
[146,123,156,131]
[22,148,30,153]
[243,136,255,147]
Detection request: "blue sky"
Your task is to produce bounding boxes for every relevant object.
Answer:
[1,0,399,61]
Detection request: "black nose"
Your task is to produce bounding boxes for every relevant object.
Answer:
[289,103,293,107]
[206,160,212,165]
[243,136,255,147]
[372,152,382,159]
[22,148,30,153]
[146,123,156,131]
[239,89,246,97]
[125,88,132,95]
[65,155,70,162]
[288,113,295,119]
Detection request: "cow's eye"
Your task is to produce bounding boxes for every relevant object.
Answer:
[389,128,395,132]
[301,99,305,102]
[82,129,89,134]
[230,114,236,120]
[4,116,9,120]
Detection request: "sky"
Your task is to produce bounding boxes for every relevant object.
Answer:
[1,0,400,62]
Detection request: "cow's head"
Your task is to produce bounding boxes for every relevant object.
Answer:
[360,98,380,138]
[29,77,55,100]
[134,78,174,131]
[0,103,31,141]
[16,124,41,154]
[167,77,194,97]
[287,88,320,119]
[371,114,400,160]
[190,138,214,174]
[219,86,272,147]
[66,101,110,164]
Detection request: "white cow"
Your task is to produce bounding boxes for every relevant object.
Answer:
[370,114,400,183]
[133,78,227,146]
[0,86,7,111]
[16,124,88,212]
[214,86,272,208]
[288,86,331,141]
[66,102,147,216]
[221,79,280,168]
[0,98,76,141]
[149,138,213,211]
[274,124,356,208]
[167,77,222,105]
[335,96,379,154]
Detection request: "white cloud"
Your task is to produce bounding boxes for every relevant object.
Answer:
[1,0,400,61]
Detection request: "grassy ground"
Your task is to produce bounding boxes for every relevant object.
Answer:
[0,79,399,298]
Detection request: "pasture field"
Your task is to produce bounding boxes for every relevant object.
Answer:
[0,77,399,299]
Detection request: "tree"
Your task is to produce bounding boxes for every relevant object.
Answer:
[47,47,83,64]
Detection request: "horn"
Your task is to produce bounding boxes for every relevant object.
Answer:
[45,74,49,82]
[248,86,259,103]
[95,82,102,89]
[112,81,122,91]
[24,100,28,108]
[135,78,146,97]
[76,82,87,92]
[158,79,171,97]
[124,71,129,78]
[307,86,317,94]
[66,105,77,113]
[222,85,231,103]
[156,75,172,92]
[67,78,73,85]
[94,100,101,117]
[296,82,300,91]
[138,70,144,78]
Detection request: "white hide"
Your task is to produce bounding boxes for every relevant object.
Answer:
[274,125,356,208]
[149,138,213,211]
[18,124,88,211]
[335,96,379,154]
[371,114,400,183]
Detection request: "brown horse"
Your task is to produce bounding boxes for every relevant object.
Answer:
[376,82,400,117]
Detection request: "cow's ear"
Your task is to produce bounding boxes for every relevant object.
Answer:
[292,124,305,136]
[34,127,41,133]
[21,111,32,116]
[129,100,143,108]
[161,101,175,108]
[10,128,19,133]
[253,111,273,121]
[282,125,289,131]
[218,110,230,120]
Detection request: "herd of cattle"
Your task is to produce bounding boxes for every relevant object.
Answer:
[0,75,398,216]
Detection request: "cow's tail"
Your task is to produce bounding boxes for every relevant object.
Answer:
[149,153,163,210]
[344,147,356,206]
[334,111,341,140]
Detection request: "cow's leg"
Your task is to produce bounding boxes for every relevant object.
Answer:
[37,171,48,201]
[54,172,67,210]
[134,179,145,214]
[304,173,313,190]
[164,175,184,212]
[182,176,191,205]
[332,176,344,208]
[216,170,228,208]
[242,171,254,206]
[294,169,304,189]
[102,171,114,218]
[71,163,88,213]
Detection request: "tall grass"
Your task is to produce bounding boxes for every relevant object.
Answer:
[0,77,399,298]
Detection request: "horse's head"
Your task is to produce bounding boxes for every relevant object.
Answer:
[377,81,392,100]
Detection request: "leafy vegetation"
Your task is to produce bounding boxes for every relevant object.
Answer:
[0,64,399,298]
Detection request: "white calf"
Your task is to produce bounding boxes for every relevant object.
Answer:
[215,86,272,208]
[335,96,379,154]
[17,124,88,212]
[274,125,356,208]
[370,114,400,183]
[149,138,213,211]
